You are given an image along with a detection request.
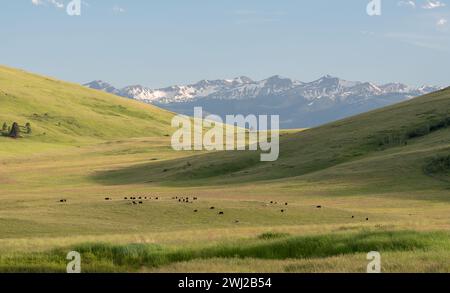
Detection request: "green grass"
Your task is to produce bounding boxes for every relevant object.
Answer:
[0,65,174,148]
[1,66,450,273]
[257,232,291,240]
[1,230,448,272]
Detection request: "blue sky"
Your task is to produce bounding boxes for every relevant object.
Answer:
[0,0,449,88]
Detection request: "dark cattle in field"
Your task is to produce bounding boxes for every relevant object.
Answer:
[105,198,111,201]
[194,210,198,213]
[218,212,224,215]
[285,203,288,206]
[139,201,143,204]
[316,205,322,209]
[281,209,285,213]
[270,201,273,204]
[352,216,355,219]
[124,197,128,200]
[59,199,67,203]
[366,218,369,221]
[210,207,215,210]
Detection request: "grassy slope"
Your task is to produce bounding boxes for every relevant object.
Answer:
[0,65,174,154]
[1,66,450,272]
[93,87,450,188]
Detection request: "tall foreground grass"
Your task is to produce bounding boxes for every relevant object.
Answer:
[1,230,449,272]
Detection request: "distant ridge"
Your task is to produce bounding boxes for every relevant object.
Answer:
[84,76,443,129]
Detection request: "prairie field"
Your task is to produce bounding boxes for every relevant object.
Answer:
[0,66,449,272]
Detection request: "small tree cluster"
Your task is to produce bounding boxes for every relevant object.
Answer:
[1,121,32,138]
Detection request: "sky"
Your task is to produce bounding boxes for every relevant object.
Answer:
[0,0,449,88]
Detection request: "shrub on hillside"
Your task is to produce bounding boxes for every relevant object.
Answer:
[424,155,450,175]
[8,122,20,138]
[25,122,32,134]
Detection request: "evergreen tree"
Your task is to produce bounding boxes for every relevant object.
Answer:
[9,122,20,138]
[25,122,32,134]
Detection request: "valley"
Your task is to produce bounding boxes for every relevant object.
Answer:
[0,65,449,272]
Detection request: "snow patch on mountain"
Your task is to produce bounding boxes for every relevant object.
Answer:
[84,75,440,105]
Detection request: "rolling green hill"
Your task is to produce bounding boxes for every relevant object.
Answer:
[0,65,174,148]
[94,86,450,190]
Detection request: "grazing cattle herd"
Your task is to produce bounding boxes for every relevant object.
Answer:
[57,197,371,221]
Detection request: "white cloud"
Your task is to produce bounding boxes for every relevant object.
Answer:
[31,0,64,9]
[398,1,416,8]
[49,0,64,9]
[361,30,376,36]
[31,0,44,5]
[437,18,448,26]
[113,5,125,14]
[422,0,446,9]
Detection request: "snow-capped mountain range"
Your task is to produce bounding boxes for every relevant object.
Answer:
[84,76,442,128]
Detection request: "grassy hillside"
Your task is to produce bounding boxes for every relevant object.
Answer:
[93,87,450,188]
[0,65,174,148]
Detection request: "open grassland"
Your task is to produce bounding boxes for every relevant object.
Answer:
[2,230,450,273]
[0,66,449,272]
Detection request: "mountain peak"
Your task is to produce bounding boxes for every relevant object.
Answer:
[322,74,337,79]
[233,76,254,84]
[83,80,111,88]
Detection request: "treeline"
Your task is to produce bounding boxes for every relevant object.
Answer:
[1,122,32,138]
[374,116,450,148]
